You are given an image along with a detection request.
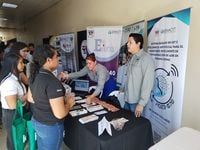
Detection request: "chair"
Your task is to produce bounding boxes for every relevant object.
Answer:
[106,90,121,108]
[108,90,120,97]
[108,90,125,108]
[88,86,103,98]
[106,96,121,109]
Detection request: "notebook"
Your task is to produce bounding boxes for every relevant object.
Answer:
[73,79,89,97]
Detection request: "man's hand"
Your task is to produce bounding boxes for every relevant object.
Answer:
[135,104,144,117]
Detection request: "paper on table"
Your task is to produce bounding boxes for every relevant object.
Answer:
[75,96,82,100]
[81,103,96,108]
[86,105,104,112]
[69,108,88,117]
[110,117,129,131]
[70,105,82,111]
[98,116,112,136]
[76,99,86,104]
[94,110,108,115]
[79,114,99,124]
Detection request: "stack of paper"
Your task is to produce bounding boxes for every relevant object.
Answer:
[75,96,82,100]
[70,105,82,111]
[76,99,86,104]
[81,103,96,108]
[94,110,108,115]
[86,105,104,112]
[69,108,88,117]
[110,117,129,131]
[79,114,99,124]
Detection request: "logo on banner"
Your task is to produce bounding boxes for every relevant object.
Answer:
[124,24,140,33]
[108,29,121,34]
[87,27,122,62]
[94,39,114,52]
[151,64,179,109]
[154,27,176,35]
[88,30,94,38]
[59,36,74,53]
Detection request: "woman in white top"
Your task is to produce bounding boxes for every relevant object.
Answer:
[0,53,27,150]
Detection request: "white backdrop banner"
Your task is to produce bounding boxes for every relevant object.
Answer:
[145,8,191,142]
[87,26,122,78]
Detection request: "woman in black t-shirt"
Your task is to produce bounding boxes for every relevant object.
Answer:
[28,45,75,150]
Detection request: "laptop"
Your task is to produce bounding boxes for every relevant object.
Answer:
[73,79,90,97]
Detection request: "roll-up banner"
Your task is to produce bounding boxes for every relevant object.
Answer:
[145,8,191,142]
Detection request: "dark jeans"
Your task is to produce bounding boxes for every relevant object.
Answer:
[2,108,15,150]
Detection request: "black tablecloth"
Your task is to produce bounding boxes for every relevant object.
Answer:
[64,109,153,150]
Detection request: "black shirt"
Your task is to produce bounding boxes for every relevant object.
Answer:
[30,68,65,125]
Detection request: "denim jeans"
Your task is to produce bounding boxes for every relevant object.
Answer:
[31,117,64,150]
[124,102,145,116]
[2,109,15,150]
[124,102,137,112]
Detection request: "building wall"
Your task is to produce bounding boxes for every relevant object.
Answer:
[0,28,17,43]
[22,0,200,130]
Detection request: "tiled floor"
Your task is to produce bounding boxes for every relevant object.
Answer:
[0,124,71,150]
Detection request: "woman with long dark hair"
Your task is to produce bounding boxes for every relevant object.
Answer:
[9,41,29,85]
[28,44,75,150]
[0,53,27,150]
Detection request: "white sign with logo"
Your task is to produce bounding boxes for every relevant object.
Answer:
[145,8,191,142]
[87,26,122,77]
